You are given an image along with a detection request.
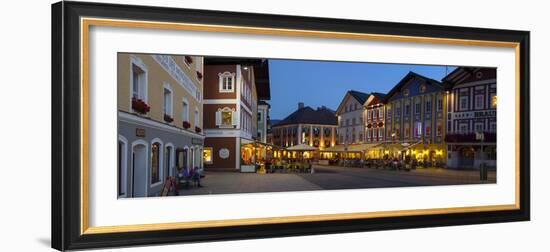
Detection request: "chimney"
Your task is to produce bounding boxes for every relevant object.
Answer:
[298,102,304,109]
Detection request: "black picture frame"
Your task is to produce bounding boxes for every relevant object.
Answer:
[52,1,530,251]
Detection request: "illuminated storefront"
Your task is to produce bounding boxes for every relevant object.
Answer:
[381,72,448,164]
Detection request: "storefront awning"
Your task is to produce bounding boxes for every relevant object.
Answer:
[322,143,379,152]
[286,144,318,151]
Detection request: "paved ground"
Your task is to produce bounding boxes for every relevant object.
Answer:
[177,165,496,196]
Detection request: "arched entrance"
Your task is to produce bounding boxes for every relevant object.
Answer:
[131,142,147,197]
[458,147,475,167]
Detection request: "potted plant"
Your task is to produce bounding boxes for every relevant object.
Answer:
[131,97,150,114]
[164,114,174,123]
[195,126,202,133]
[184,55,193,64]
[182,121,191,129]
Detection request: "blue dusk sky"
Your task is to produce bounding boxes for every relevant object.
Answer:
[268,59,456,120]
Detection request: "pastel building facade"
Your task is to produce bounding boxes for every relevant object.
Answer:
[335,90,369,145]
[202,58,270,172]
[443,67,497,169]
[382,72,447,163]
[117,53,204,198]
[271,103,338,151]
[364,93,387,158]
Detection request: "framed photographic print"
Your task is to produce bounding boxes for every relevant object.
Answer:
[51,1,530,251]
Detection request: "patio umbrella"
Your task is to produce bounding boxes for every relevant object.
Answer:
[286,144,318,161]
[286,144,318,151]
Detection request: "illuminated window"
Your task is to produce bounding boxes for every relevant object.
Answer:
[203,147,213,164]
[216,107,235,128]
[151,142,161,184]
[491,94,497,108]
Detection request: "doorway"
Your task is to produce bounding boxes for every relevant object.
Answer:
[132,144,147,197]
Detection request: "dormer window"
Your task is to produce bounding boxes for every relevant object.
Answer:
[219,72,235,92]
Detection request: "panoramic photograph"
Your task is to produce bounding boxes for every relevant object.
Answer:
[117,53,497,198]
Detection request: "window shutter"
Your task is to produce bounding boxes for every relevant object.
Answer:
[231,111,238,126]
[215,111,221,126]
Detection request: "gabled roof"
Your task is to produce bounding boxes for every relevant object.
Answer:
[365,92,387,106]
[348,90,370,105]
[273,106,337,127]
[335,90,370,114]
[382,72,443,103]
[442,67,496,89]
[204,57,270,100]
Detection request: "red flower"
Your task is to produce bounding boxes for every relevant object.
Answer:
[185,56,193,64]
[164,114,174,123]
[131,97,150,114]
[182,121,191,129]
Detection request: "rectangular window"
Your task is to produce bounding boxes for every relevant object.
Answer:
[491,94,497,108]
[416,122,422,137]
[367,110,372,119]
[425,126,431,136]
[379,128,383,138]
[131,64,145,99]
[460,96,469,111]
[490,122,497,132]
[459,123,468,133]
[437,99,443,111]
[426,100,432,113]
[203,147,213,164]
[475,95,484,110]
[415,103,421,114]
[404,104,410,116]
[163,88,172,116]
[194,110,200,127]
[475,122,484,132]
[437,124,442,136]
[182,101,189,121]
[219,72,235,92]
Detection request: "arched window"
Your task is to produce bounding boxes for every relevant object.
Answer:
[150,142,163,185]
[218,72,235,92]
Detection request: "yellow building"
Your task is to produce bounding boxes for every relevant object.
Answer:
[117,53,204,198]
[381,72,447,165]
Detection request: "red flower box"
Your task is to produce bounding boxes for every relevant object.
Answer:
[182,121,191,129]
[196,71,203,80]
[163,114,174,123]
[131,97,150,114]
[185,56,193,64]
[195,126,202,133]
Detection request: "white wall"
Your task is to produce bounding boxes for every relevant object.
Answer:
[0,0,547,251]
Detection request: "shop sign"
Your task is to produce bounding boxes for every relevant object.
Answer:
[219,148,230,159]
[192,138,203,145]
[136,128,146,137]
[453,110,496,119]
